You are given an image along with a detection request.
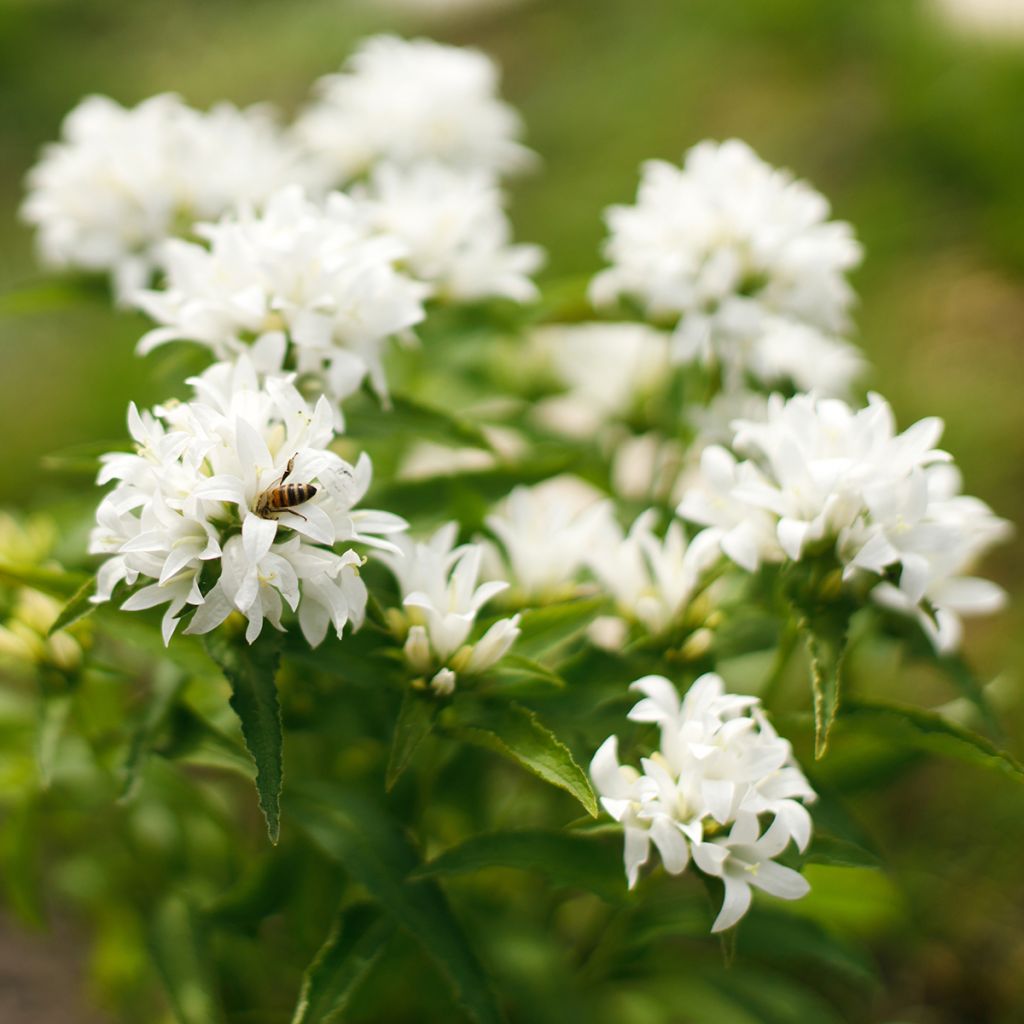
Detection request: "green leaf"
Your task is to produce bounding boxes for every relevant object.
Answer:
[47,574,98,636]
[120,664,187,802]
[157,704,255,779]
[148,895,226,1024]
[291,903,393,1024]
[386,688,439,791]
[513,597,606,661]
[35,688,71,790]
[802,832,881,870]
[346,392,494,452]
[289,784,503,1024]
[0,562,90,599]
[799,612,848,759]
[417,829,624,899]
[41,439,119,477]
[444,699,598,817]
[839,697,1024,782]
[487,654,565,694]
[204,631,284,843]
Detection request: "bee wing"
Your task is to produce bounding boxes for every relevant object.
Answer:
[316,462,359,509]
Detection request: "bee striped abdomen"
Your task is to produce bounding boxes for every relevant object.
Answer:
[267,483,317,510]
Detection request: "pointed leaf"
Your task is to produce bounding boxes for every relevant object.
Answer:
[291,903,393,1024]
[840,697,1024,782]
[513,598,606,660]
[289,784,503,1024]
[35,689,71,790]
[204,631,283,843]
[417,830,623,899]
[799,613,848,759]
[148,895,225,1024]
[386,688,439,791]
[47,574,98,636]
[444,699,597,816]
[346,392,494,452]
[0,562,89,599]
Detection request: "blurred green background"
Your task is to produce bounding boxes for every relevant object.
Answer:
[1,0,1023,1021]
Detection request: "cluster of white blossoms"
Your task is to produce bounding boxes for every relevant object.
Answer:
[294,34,534,184]
[357,161,544,304]
[590,139,863,392]
[678,392,1012,651]
[89,356,405,646]
[132,186,429,410]
[592,674,816,931]
[379,524,521,695]
[21,94,308,302]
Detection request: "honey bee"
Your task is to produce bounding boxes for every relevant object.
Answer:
[255,456,318,522]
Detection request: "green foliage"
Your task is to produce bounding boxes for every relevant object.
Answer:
[443,698,598,817]
[204,630,285,843]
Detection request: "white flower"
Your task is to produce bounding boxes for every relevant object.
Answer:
[379,523,520,689]
[590,673,815,929]
[294,35,534,183]
[90,354,404,645]
[692,813,811,932]
[358,162,544,303]
[590,139,862,375]
[531,323,672,438]
[485,477,614,602]
[133,186,428,410]
[747,316,865,398]
[21,94,311,302]
[678,392,1011,650]
[587,510,721,635]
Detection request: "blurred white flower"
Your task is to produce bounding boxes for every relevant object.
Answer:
[532,323,672,438]
[591,673,815,928]
[90,355,404,645]
[590,139,862,378]
[294,35,534,183]
[587,510,721,635]
[133,186,428,410]
[21,94,311,302]
[485,476,613,601]
[678,392,1011,650]
[359,162,544,302]
[379,523,520,689]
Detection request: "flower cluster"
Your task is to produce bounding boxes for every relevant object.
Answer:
[294,34,534,184]
[358,161,544,303]
[133,186,428,410]
[21,94,308,301]
[590,139,862,389]
[592,673,815,931]
[379,524,521,695]
[90,356,405,645]
[679,392,1012,650]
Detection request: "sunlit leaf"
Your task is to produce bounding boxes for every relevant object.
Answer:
[444,699,598,816]
[47,574,97,636]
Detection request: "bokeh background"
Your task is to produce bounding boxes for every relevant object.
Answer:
[1,0,1023,1020]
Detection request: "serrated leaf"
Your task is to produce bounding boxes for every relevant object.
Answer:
[204,632,284,843]
[839,697,1024,782]
[289,783,503,1024]
[799,613,848,759]
[386,688,438,791]
[417,829,624,898]
[291,903,393,1024]
[444,699,598,816]
[47,574,98,636]
[488,654,565,692]
[148,895,225,1024]
[513,597,606,661]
